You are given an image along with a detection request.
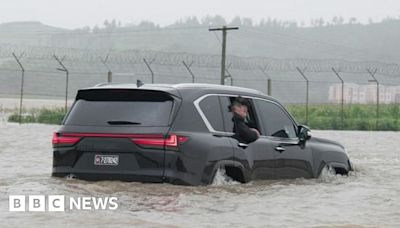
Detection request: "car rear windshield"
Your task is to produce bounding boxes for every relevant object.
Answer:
[64,89,175,126]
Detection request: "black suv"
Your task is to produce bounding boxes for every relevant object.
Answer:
[52,83,352,185]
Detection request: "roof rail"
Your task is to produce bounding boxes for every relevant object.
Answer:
[94,82,113,87]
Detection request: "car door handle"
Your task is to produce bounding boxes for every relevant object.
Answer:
[275,146,285,152]
[238,143,248,149]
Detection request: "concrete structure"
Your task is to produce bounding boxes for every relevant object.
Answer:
[329,83,400,104]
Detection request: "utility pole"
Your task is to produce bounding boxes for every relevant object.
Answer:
[209,26,239,85]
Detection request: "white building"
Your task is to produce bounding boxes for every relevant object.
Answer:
[329,83,400,104]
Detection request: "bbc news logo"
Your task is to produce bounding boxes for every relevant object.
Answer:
[9,195,118,212]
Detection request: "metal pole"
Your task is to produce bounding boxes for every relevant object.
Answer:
[332,67,345,129]
[53,55,69,113]
[12,52,25,124]
[225,68,233,86]
[143,58,154,84]
[65,71,69,112]
[182,61,195,83]
[296,67,309,125]
[221,27,227,85]
[107,71,112,83]
[367,68,379,130]
[209,26,239,85]
[225,75,233,86]
[100,51,112,83]
[259,66,272,96]
[267,79,272,96]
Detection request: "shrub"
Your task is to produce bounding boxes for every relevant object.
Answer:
[8,108,65,125]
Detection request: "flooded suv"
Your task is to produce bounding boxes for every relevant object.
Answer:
[52,83,352,185]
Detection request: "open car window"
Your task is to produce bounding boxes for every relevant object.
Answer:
[218,96,261,133]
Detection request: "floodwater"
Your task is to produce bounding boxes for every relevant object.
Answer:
[0,121,399,227]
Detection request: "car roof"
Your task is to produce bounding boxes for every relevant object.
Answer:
[91,83,261,94]
[82,83,274,101]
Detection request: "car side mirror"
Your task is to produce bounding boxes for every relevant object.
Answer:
[298,125,311,143]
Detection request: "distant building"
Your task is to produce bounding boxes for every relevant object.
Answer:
[329,83,400,104]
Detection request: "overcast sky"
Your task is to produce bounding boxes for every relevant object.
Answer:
[1,0,400,29]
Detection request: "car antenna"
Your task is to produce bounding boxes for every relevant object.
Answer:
[136,80,144,88]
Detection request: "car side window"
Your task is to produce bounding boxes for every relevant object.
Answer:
[198,96,224,132]
[219,96,235,133]
[255,100,297,138]
[218,96,260,133]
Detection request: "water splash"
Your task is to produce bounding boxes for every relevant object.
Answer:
[318,165,338,182]
[65,174,76,180]
[211,168,240,186]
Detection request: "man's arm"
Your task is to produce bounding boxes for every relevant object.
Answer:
[237,122,259,144]
[250,128,260,137]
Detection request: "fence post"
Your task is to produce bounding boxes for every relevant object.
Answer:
[259,66,272,96]
[182,61,195,83]
[143,58,155,83]
[332,67,345,129]
[225,68,234,86]
[12,52,25,124]
[296,67,309,125]
[367,68,379,130]
[100,51,112,83]
[107,71,112,83]
[53,55,69,113]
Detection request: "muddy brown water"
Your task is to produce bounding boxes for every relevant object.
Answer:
[1,122,399,227]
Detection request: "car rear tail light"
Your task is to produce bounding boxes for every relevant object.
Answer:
[52,132,81,147]
[132,134,189,150]
[52,132,188,150]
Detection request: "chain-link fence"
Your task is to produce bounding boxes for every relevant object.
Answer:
[1,44,400,129]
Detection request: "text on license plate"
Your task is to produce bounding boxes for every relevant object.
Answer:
[94,154,119,166]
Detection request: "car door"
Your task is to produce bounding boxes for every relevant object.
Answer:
[219,96,275,180]
[195,95,235,163]
[254,99,314,179]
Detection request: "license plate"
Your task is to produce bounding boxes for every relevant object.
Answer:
[94,154,119,166]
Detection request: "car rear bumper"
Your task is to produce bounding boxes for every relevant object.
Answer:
[52,166,205,185]
[52,166,164,183]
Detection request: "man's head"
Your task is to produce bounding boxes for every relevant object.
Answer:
[230,97,249,119]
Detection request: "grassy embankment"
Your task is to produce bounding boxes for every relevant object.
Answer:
[286,104,400,131]
[6,104,400,131]
[8,108,65,125]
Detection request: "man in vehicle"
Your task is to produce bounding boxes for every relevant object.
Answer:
[230,97,260,144]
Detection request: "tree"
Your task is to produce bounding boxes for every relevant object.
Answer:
[111,19,117,29]
[93,25,100,33]
[103,19,110,28]
[242,17,253,27]
[348,17,357,24]
[201,15,226,26]
[230,16,242,26]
